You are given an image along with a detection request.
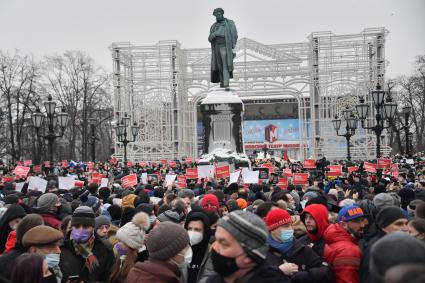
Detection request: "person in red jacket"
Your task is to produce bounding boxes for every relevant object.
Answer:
[323,205,368,283]
[299,203,329,257]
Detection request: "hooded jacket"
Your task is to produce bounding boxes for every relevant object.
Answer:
[0,204,26,253]
[299,204,329,257]
[323,223,362,283]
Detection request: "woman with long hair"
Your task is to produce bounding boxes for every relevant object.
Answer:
[9,253,56,283]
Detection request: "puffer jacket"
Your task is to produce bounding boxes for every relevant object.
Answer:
[323,223,362,283]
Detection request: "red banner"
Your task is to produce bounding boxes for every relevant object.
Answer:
[277,177,288,189]
[348,166,359,173]
[33,165,42,173]
[2,176,14,182]
[127,161,133,167]
[161,159,167,165]
[303,159,316,169]
[168,161,177,168]
[261,163,274,174]
[327,165,343,177]
[283,169,293,177]
[139,161,147,167]
[16,161,23,166]
[74,180,85,188]
[24,160,33,166]
[121,173,138,188]
[292,173,309,185]
[186,157,193,163]
[186,168,198,179]
[364,162,377,173]
[177,176,187,188]
[215,165,230,179]
[377,159,391,169]
[14,166,31,177]
[61,160,68,168]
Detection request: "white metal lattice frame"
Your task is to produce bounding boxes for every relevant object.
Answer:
[110,28,389,161]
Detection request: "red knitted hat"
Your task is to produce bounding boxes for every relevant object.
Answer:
[265,208,292,231]
[201,194,220,213]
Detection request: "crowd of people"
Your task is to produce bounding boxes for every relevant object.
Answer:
[0,154,425,283]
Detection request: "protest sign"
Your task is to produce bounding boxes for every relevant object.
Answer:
[253,167,269,180]
[292,173,309,185]
[348,166,359,173]
[165,174,177,186]
[215,165,230,179]
[24,160,33,166]
[28,176,48,192]
[33,165,42,173]
[15,182,25,192]
[59,176,76,190]
[303,159,316,169]
[177,176,187,188]
[229,170,241,184]
[242,170,259,184]
[186,168,198,179]
[364,162,377,173]
[198,165,215,179]
[283,169,293,177]
[14,166,31,177]
[100,178,109,188]
[377,159,391,169]
[74,180,85,188]
[141,173,148,184]
[121,174,137,188]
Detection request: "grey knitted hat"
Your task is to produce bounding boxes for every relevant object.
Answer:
[373,193,395,211]
[146,222,189,260]
[37,193,60,213]
[218,210,269,261]
[71,206,95,227]
[94,215,111,231]
[157,210,181,223]
[116,212,150,250]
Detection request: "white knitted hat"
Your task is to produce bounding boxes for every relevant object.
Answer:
[116,212,150,249]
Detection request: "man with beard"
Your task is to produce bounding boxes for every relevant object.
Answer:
[323,205,368,283]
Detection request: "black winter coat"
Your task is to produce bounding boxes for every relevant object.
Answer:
[266,239,333,283]
[60,236,115,283]
[0,243,27,279]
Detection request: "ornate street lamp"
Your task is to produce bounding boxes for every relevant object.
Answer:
[31,95,69,162]
[332,106,357,161]
[355,84,397,158]
[88,118,97,161]
[115,113,139,175]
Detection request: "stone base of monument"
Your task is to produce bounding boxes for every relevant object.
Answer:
[200,88,245,154]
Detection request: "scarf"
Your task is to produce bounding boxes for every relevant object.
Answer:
[72,235,99,272]
[267,235,294,258]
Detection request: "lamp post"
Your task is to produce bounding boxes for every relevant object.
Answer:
[31,95,69,162]
[115,113,139,175]
[355,84,397,158]
[332,106,358,161]
[88,118,97,162]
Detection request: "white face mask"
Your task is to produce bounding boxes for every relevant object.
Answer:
[184,247,193,265]
[188,230,203,246]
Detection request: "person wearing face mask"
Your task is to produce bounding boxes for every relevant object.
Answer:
[109,212,150,283]
[0,204,26,254]
[200,210,290,283]
[184,211,211,283]
[35,193,62,230]
[323,205,368,283]
[10,253,57,283]
[60,206,115,283]
[126,222,191,283]
[265,208,333,283]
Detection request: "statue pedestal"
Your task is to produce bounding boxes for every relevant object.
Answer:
[200,88,244,154]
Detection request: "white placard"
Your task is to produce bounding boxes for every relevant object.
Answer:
[242,170,259,184]
[198,165,215,179]
[406,159,414,164]
[241,167,250,177]
[28,176,48,193]
[100,178,109,188]
[58,176,76,190]
[165,174,177,186]
[229,170,241,184]
[141,173,148,184]
[15,182,25,192]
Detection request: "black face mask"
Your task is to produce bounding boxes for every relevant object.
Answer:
[210,248,240,277]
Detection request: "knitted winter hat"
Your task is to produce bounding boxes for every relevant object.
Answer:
[71,206,95,227]
[94,215,111,231]
[218,210,269,261]
[376,206,406,229]
[157,210,181,223]
[373,193,395,211]
[116,212,150,250]
[36,193,60,213]
[265,208,292,231]
[201,194,220,213]
[146,222,189,260]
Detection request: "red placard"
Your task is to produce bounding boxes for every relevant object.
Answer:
[139,161,147,167]
[33,165,42,173]
[261,163,274,174]
[61,160,68,168]
[391,170,400,178]
[160,159,167,165]
[75,180,85,188]
[283,169,293,177]
[292,173,309,185]
[168,161,177,168]
[348,166,359,173]
[327,165,343,177]
[186,168,198,179]
[121,173,138,188]
[377,159,391,169]
[14,166,31,177]
[215,165,230,179]
[24,160,33,166]
[110,157,118,165]
[87,162,94,171]
[364,162,377,173]
[186,157,193,163]
[177,176,187,188]
[16,161,23,166]
[303,159,316,169]
[277,177,288,189]
[44,161,51,168]
[2,176,14,183]
[391,163,398,171]
[127,161,133,167]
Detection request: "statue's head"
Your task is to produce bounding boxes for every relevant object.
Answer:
[213,8,224,22]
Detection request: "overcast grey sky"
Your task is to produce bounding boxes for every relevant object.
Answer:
[1,0,424,77]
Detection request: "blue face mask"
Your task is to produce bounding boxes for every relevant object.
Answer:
[45,253,60,268]
[71,228,92,243]
[279,229,294,243]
